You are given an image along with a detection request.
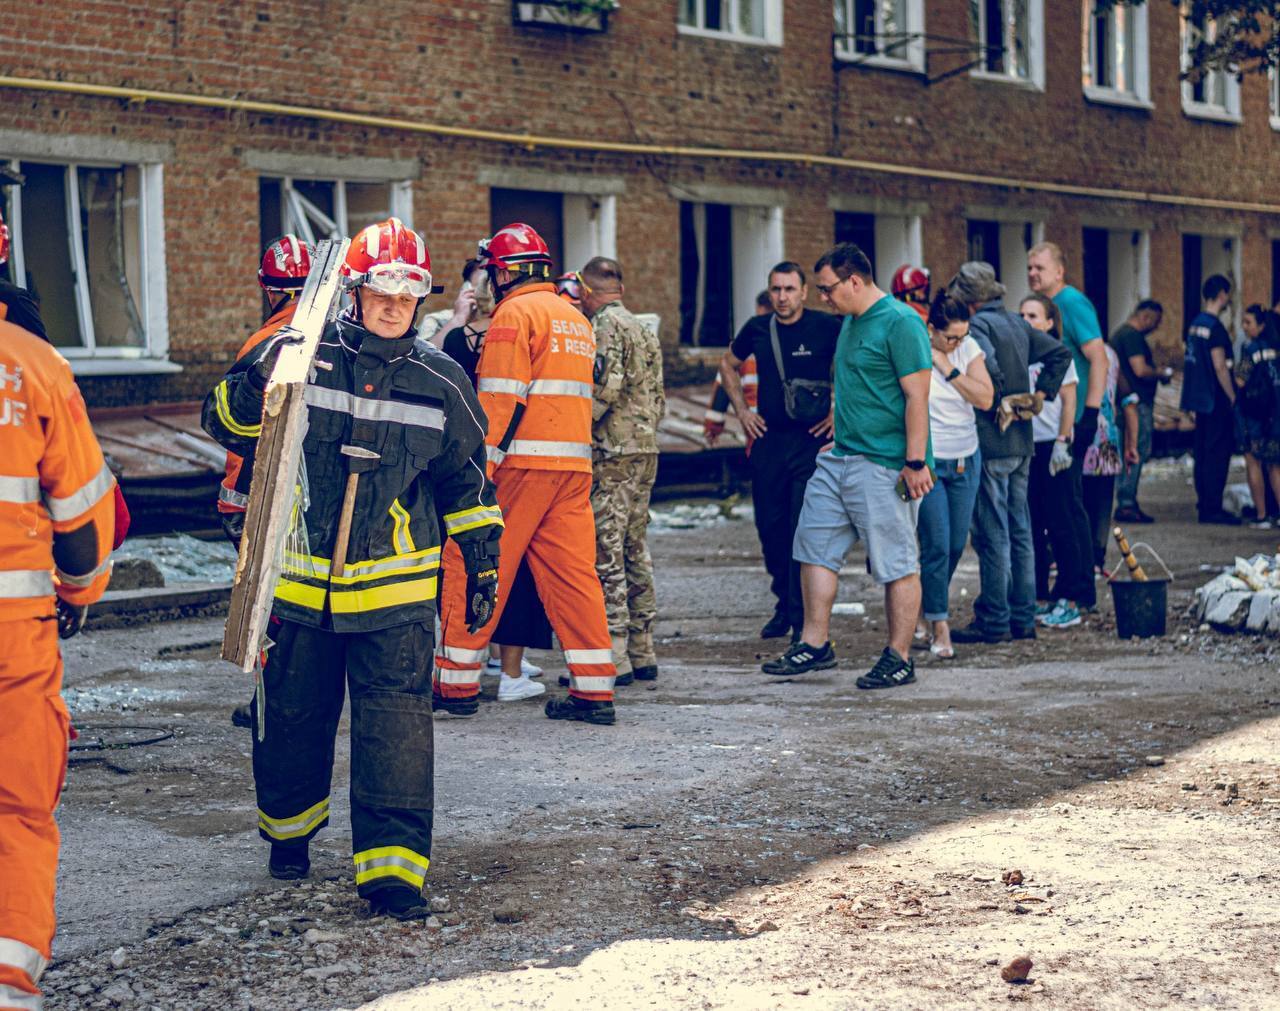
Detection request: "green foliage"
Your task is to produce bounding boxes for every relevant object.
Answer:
[1092,2,1280,78]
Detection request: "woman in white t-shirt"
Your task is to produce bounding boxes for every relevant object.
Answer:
[1020,294,1095,630]
[917,293,994,658]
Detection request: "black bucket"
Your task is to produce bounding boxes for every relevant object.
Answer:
[1110,579,1168,638]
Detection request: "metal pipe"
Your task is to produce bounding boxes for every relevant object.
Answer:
[3,74,1278,214]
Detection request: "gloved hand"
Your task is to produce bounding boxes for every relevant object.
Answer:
[56,599,88,639]
[221,511,246,550]
[461,539,500,634]
[996,393,1042,433]
[249,326,306,388]
[1049,439,1073,476]
[1073,406,1099,459]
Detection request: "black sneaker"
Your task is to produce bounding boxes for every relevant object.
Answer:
[855,648,916,690]
[231,702,253,729]
[268,843,310,881]
[1199,512,1242,526]
[545,696,617,726]
[368,885,430,921]
[762,640,837,677]
[760,612,791,640]
[614,670,635,687]
[432,692,479,717]
[632,665,658,681]
[950,624,1012,644]
[1114,506,1155,525]
[1011,626,1037,640]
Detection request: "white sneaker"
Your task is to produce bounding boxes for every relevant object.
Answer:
[485,657,543,678]
[520,657,543,678]
[497,674,546,702]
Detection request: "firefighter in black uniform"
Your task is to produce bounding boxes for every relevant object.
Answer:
[202,218,503,921]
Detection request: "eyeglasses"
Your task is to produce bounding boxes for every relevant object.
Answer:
[815,275,852,297]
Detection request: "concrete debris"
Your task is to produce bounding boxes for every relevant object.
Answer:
[113,533,238,585]
[1001,955,1034,983]
[648,502,753,530]
[1196,555,1280,634]
[100,979,135,1005]
[1145,755,1166,767]
[303,928,345,945]
[108,946,128,969]
[428,896,451,913]
[108,556,165,591]
[493,902,527,924]
[301,961,360,980]
[1001,869,1024,886]
[1181,782,1197,791]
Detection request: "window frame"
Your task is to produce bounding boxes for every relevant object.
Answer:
[1269,66,1280,131]
[266,175,413,246]
[1180,8,1241,123]
[1081,1,1152,109]
[677,0,783,47]
[1,157,173,374]
[833,0,925,74]
[968,0,1045,91]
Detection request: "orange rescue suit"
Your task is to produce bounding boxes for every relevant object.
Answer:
[436,283,616,702]
[0,320,115,1011]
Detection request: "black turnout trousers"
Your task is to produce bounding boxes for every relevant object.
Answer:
[251,614,435,899]
[749,426,824,630]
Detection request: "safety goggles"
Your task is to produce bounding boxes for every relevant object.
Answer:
[557,274,586,299]
[358,262,433,299]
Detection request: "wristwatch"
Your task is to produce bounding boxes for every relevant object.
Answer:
[945,367,961,383]
[904,459,926,471]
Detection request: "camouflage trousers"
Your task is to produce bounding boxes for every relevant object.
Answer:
[590,453,659,676]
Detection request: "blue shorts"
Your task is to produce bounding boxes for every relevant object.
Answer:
[792,452,921,585]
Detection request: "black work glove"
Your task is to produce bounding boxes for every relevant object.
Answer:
[1073,406,1099,460]
[461,538,500,634]
[56,599,88,640]
[221,511,245,551]
[249,326,306,389]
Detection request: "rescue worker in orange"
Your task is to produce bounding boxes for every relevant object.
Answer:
[222,236,313,732]
[1,316,116,1011]
[435,223,618,726]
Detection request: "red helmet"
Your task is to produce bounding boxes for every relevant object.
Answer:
[258,234,313,291]
[891,264,930,299]
[0,205,9,267]
[478,222,552,276]
[343,217,432,298]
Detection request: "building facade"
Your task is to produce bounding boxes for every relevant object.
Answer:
[2,0,1279,407]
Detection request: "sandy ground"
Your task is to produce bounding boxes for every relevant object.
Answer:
[41,459,1280,1009]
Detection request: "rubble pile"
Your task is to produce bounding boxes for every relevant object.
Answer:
[1195,554,1280,634]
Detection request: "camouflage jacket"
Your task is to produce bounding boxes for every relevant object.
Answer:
[591,300,665,456]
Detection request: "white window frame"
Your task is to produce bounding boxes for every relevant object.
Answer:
[2,158,173,376]
[270,176,412,246]
[1269,66,1280,131]
[834,0,925,73]
[1180,9,1241,123]
[969,0,1045,90]
[677,0,783,47]
[1082,1,1151,109]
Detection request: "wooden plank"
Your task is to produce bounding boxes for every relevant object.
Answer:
[221,238,349,670]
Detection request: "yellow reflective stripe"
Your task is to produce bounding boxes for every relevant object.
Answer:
[215,381,261,438]
[329,576,437,614]
[353,845,429,889]
[442,504,504,536]
[258,798,329,840]
[389,499,416,554]
[274,578,328,610]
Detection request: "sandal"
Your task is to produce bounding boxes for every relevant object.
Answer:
[929,642,955,660]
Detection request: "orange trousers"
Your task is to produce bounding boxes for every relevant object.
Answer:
[435,469,616,702]
[0,617,68,1011]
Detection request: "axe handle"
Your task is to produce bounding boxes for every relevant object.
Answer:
[331,472,360,578]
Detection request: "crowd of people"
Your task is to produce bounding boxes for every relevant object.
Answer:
[714,240,1280,684]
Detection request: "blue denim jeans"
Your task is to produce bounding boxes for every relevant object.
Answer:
[1115,401,1153,510]
[917,450,982,621]
[970,454,1035,635]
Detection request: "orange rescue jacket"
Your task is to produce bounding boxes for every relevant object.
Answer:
[477,282,595,475]
[0,320,116,621]
[218,303,297,514]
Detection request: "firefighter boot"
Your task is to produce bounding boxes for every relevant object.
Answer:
[432,691,479,717]
[545,696,616,726]
[268,842,310,880]
[368,885,431,921]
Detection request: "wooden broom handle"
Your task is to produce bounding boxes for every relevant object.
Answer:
[1112,526,1148,582]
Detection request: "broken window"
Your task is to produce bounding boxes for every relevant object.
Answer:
[2,159,152,356]
[258,177,409,251]
[680,200,782,346]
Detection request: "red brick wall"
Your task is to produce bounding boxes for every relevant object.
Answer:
[1,0,1278,404]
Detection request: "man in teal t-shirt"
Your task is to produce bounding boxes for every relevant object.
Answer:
[762,242,934,692]
[1027,241,1111,457]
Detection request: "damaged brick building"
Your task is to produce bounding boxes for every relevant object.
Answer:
[2,0,1279,410]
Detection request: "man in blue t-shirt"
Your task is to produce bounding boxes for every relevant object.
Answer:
[1180,274,1239,524]
[762,243,933,690]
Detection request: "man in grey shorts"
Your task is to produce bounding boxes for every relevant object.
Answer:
[763,243,934,689]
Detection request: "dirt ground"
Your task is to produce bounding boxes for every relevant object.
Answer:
[42,458,1280,1010]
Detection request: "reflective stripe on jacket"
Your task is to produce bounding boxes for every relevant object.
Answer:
[476,283,595,475]
[0,321,116,620]
[201,314,501,633]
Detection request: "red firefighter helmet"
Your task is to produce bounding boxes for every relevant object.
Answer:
[0,205,10,266]
[258,234,313,291]
[343,217,432,298]
[478,222,553,276]
[891,264,930,300]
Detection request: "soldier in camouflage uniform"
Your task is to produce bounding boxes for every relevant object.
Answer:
[581,256,666,684]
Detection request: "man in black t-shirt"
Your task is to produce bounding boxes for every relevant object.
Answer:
[719,261,841,641]
[1109,299,1170,523]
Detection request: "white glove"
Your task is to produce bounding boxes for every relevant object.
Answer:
[1049,439,1073,476]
